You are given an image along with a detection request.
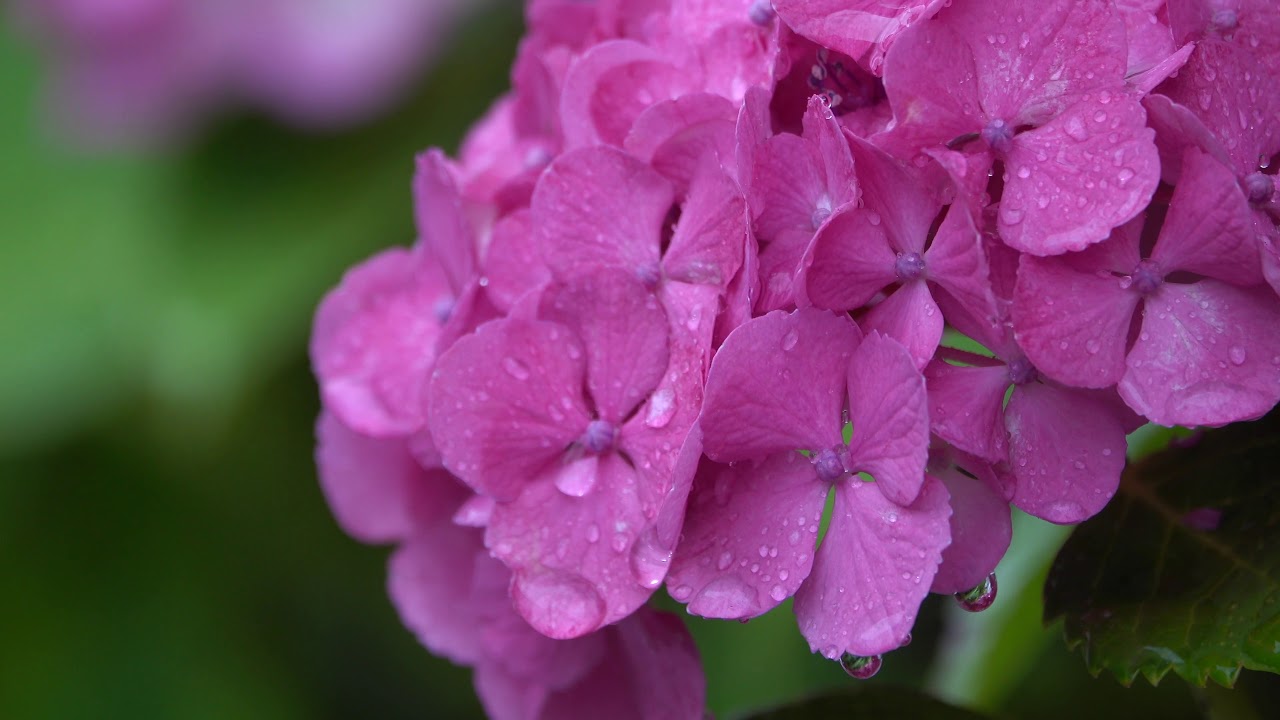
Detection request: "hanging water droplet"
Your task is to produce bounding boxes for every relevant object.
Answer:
[955,573,998,612]
[839,652,883,679]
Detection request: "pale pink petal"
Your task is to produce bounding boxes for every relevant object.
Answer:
[493,454,653,639]
[538,270,670,423]
[794,476,951,658]
[559,39,687,149]
[663,165,747,289]
[924,360,1010,462]
[859,281,944,371]
[1012,254,1141,388]
[315,412,464,543]
[1006,383,1127,523]
[414,150,476,293]
[625,93,737,193]
[1151,148,1263,285]
[484,209,551,314]
[700,309,862,462]
[846,332,931,505]
[427,318,591,501]
[931,464,1011,594]
[667,454,828,619]
[1000,97,1159,256]
[924,203,1000,328]
[801,207,898,311]
[311,247,450,437]
[388,525,488,665]
[532,146,674,281]
[1120,281,1280,426]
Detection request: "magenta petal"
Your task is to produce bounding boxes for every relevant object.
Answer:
[539,270,670,423]
[700,309,862,462]
[802,96,859,209]
[801,207,898,311]
[388,526,487,665]
[484,209,550,314]
[559,39,686,149]
[663,165,747,289]
[1151,148,1263,285]
[414,149,476,293]
[495,454,653,639]
[924,204,999,328]
[848,134,937,254]
[794,476,951,658]
[1121,281,1280,427]
[931,466,1011,594]
[667,455,827,619]
[315,412,462,544]
[752,134,828,241]
[1013,254,1140,388]
[773,1,943,70]
[880,15,983,152]
[1000,97,1159,256]
[532,145,674,281]
[427,318,591,501]
[311,247,449,437]
[846,332,930,506]
[625,93,737,193]
[925,361,1010,463]
[1006,384,1126,523]
[859,281,944,371]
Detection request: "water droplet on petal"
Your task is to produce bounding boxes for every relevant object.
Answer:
[770,585,788,602]
[782,329,799,351]
[644,387,677,428]
[955,573,998,612]
[839,652,883,679]
[503,357,531,380]
[1229,346,1247,365]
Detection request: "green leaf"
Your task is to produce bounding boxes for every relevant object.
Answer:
[1044,411,1280,687]
[743,686,992,719]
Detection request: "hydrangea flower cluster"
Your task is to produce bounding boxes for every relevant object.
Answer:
[312,0,1280,716]
[13,0,476,142]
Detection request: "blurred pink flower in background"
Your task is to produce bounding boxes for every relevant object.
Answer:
[13,0,478,145]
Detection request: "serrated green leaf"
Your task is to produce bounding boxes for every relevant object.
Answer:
[1044,411,1280,687]
[743,686,992,719]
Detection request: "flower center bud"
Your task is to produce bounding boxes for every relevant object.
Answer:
[980,118,1015,155]
[1131,260,1164,295]
[748,0,775,25]
[433,296,455,324]
[1007,356,1038,386]
[1243,172,1274,205]
[581,420,617,454]
[1210,8,1239,33]
[635,261,661,289]
[895,252,926,281]
[811,446,847,482]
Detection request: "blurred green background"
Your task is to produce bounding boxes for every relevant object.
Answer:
[0,5,1266,719]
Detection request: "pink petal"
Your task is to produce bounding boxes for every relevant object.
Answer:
[483,209,551,314]
[756,228,813,312]
[773,1,944,72]
[734,85,773,204]
[931,464,1011,594]
[663,164,747,289]
[924,203,1000,329]
[801,207,898,312]
[794,476,951,658]
[532,146,674,282]
[493,454,654,639]
[879,13,983,153]
[846,332,931,506]
[315,412,463,544]
[700,309,862,462]
[752,134,829,241]
[848,133,937,254]
[1006,383,1127,523]
[1151,148,1263,285]
[859,281,944,371]
[413,150,476,293]
[1143,93,1232,181]
[1000,97,1159,256]
[1012,253,1141,388]
[538,270,670,423]
[559,39,687,149]
[802,95,859,210]
[427,318,591,501]
[388,525,488,665]
[667,454,827,619]
[311,247,450,437]
[624,93,737,193]
[924,360,1010,463]
[1120,280,1280,426]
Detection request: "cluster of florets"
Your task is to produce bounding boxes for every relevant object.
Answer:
[14,0,474,142]
[311,1,1280,716]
